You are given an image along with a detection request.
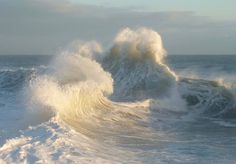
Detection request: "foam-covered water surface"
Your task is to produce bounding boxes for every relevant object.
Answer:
[0,28,236,163]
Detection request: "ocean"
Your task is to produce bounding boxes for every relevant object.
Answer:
[0,28,236,163]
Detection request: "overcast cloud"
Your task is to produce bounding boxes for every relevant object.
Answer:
[0,0,236,55]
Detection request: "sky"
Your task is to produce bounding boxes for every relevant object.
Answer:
[71,0,236,20]
[0,0,236,55]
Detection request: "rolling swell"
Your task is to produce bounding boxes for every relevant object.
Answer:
[179,78,236,118]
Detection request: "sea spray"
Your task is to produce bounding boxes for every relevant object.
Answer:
[28,43,114,121]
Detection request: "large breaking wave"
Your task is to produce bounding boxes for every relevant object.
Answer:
[28,28,235,126]
[25,28,177,131]
[1,27,236,163]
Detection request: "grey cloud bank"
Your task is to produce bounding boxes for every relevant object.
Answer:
[0,0,236,55]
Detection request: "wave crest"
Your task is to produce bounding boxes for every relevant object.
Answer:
[111,28,166,64]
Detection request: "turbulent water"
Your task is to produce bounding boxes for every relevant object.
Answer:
[0,28,236,164]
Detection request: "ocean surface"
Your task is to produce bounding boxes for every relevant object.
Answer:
[0,28,236,163]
